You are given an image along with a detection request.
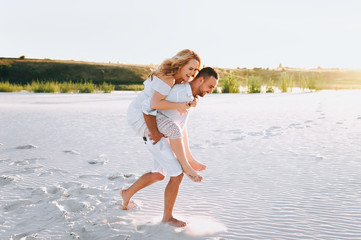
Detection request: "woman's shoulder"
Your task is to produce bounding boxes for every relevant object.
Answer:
[153,74,175,87]
[151,75,173,95]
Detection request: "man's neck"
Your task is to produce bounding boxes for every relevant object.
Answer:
[190,81,199,97]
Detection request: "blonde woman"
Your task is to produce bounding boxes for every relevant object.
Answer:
[127,49,204,182]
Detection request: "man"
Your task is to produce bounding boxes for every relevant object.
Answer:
[121,67,218,227]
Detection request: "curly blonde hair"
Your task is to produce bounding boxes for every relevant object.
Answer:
[151,49,201,80]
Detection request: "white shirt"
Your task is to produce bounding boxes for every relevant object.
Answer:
[159,82,194,130]
[127,76,171,137]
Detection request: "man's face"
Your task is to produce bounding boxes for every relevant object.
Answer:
[197,76,218,97]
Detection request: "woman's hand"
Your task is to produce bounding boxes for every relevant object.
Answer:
[177,102,190,115]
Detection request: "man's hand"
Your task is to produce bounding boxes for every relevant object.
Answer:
[188,96,199,108]
[148,130,165,145]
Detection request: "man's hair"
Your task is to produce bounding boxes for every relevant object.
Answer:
[194,67,218,81]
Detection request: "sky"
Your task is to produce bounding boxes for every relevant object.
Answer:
[1,0,361,69]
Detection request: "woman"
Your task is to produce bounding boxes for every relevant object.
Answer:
[127,49,204,182]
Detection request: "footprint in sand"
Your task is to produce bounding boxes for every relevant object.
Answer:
[288,123,303,129]
[63,150,80,155]
[79,174,103,179]
[10,233,39,240]
[231,136,245,142]
[3,200,33,212]
[15,144,38,150]
[226,129,243,134]
[317,112,326,120]
[211,142,225,146]
[45,185,66,195]
[66,185,103,197]
[0,175,23,186]
[265,126,282,137]
[247,131,264,137]
[10,158,41,166]
[22,166,43,174]
[61,181,82,190]
[191,143,206,149]
[38,168,68,177]
[31,185,69,199]
[88,155,108,165]
[79,187,104,196]
[57,199,89,212]
[0,158,11,164]
[108,173,136,182]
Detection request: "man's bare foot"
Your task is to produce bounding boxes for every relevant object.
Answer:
[120,188,136,210]
[184,168,202,182]
[162,216,187,227]
[189,159,206,171]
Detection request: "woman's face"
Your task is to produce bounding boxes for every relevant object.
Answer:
[176,59,199,83]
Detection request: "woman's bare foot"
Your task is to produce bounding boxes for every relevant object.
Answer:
[184,167,202,182]
[189,159,206,171]
[162,216,187,227]
[120,188,136,210]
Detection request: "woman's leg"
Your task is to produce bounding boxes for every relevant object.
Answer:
[156,114,202,182]
[168,138,202,182]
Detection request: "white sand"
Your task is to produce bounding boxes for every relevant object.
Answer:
[1,90,361,240]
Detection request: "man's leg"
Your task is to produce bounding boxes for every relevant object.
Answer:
[162,173,186,227]
[121,172,165,210]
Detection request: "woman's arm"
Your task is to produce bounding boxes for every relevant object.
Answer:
[150,91,189,114]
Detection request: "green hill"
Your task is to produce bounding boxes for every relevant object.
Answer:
[1,57,361,92]
[0,57,152,88]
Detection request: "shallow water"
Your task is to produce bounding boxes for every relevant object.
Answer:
[1,91,361,239]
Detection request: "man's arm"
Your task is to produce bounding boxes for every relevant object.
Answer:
[143,113,164,144]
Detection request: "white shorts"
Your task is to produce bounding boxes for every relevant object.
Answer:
[145,137,183,177]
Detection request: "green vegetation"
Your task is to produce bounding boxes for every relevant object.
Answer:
[115,84,144,91]
[0,81,23,92]
[216,66,361,93]
[0,80,115,93]
[247,76,262,93]
[221,74,240,93]
[266,80,275,93]
[280,72,294,92]
[1,57,361,93]
[0,57,151,89]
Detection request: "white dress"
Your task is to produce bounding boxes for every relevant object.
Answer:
[127,76,183,139]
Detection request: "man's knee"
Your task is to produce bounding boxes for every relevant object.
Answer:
[152,172,165,181]
[170,173,183,182]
